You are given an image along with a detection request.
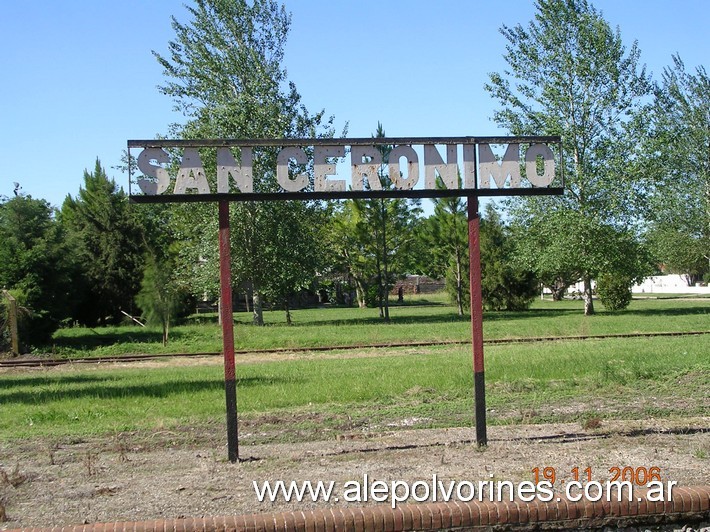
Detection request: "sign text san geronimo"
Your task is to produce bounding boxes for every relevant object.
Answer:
[129,138,561,199]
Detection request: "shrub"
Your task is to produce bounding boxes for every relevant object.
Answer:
[597,273,633,311]
[364,285,380,309]
[1,289,35,354]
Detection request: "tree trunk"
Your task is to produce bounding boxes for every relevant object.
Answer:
[252,291,264,326]
[354,278,367,308]
[455,248,464,316]
[162,318,169,346]
[381,199,390,322]
[284,300,292,325]
[246,283,253,312]
[383,288,390,321]
[376,255,384,318]
[551,281,567,301]
[583,277,595,315]
[684,273,700,287]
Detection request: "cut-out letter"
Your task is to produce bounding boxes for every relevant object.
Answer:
[217,147,253,193]
[463,144,476,189]
[276,147,308,192]
[424,145,458,190]
[478,144,520,188]
[314,146,345,192]
[389,145,419,190]
[350,146,383,190]
[524,144,555,187]
[136,148,170,195]
[174,148,210,194]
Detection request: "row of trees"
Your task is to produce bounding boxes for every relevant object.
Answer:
[485,0,708,315]
[0,167,528,348]
[2,0,707,350]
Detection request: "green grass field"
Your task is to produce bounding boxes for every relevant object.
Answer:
[1,294,708,442]
[45,296,710,358]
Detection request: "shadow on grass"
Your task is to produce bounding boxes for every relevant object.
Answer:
[1,375,299,405]
[618,305,710,318]
[273,308,584,327]
[47,301,709,352]
[501,425,708,444]
[0,374,108,388]
[49,328,203,350]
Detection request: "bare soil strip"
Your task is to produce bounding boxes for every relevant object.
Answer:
[1,417,707,529]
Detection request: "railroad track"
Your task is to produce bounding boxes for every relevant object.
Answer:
[1,330,708,368]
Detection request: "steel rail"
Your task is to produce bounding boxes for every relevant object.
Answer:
[1,330,708,368]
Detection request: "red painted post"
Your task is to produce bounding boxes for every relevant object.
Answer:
[468,195,487,446]
[218,199,239,462]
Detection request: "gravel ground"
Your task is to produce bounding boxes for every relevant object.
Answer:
[1,416,708,529]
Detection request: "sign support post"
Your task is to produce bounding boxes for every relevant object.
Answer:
[218,199,239,462]
[468,195,487,447]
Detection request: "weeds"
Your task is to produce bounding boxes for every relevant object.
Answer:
[693,447,707,460]
[83,451,98,477]
[46,442,60,465]
[583,416,603,430]
[0,464,27,488]
[113,435,130,463]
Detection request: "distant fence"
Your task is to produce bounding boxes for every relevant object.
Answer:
[392,275,445,296]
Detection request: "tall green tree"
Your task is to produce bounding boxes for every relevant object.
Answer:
[485,0,651,314]
[330,124,422,320]
[153,0,334,325]
[512,209,652,307]
[0,194,76,345]
[133,202,189,345]
[135,252,180,346]
[257,201,326,324]
[635,56,709,285]
[480,204,539,311]
[328,200,375,309]
[61,159,144,325]
[420,200,540,313]
[419,185,469,315]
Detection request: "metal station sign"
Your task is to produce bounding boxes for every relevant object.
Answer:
[128,137,563,201]
[128,136,563,462]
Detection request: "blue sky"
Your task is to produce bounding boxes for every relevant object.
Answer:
[1,0,707,209]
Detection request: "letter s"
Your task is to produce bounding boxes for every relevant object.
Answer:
[136,148,170,195]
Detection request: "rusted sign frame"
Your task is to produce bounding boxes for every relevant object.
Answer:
[127,136,563,461]
[128,135,559,147]
[127,136,564,202]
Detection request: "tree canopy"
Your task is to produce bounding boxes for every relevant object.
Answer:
[153,0,335,324]
[0,195,76,344]
[635,56,710,285]
[61,160,144,325]
[486,0,652,314]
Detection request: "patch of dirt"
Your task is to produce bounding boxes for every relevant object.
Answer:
[0,416,708,529]
[1,356,707,529]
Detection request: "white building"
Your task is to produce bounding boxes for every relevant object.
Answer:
[632,274,710,295]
